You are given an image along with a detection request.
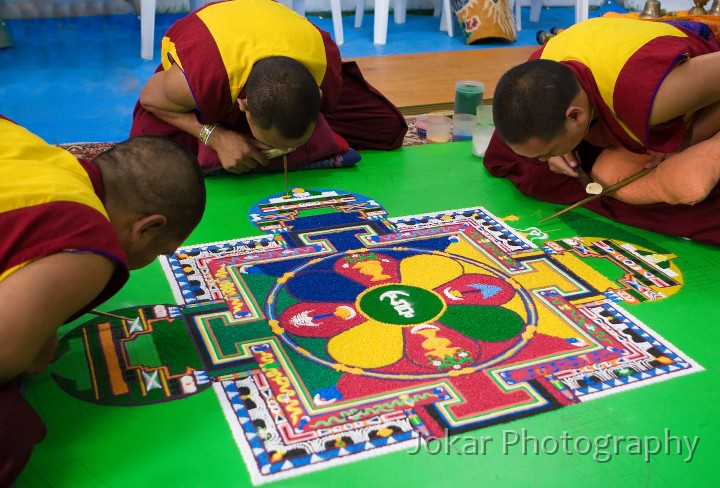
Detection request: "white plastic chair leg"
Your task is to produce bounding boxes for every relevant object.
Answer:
[374,0,390,44]
[394,0,407,24]
[576,0,589,24]
[290,0,306,16]
[355,0,366,28]
[515,0,548,32]
[529,0,542,23]
[330,0,344,45]
[140,0,156,60]
[439,0,453,37]
[356,0,448,45]
[515,0,589,37]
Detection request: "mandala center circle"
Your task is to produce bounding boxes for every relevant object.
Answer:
[356,284,446,326]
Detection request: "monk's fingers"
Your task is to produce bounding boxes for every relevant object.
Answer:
[547,156,576,176]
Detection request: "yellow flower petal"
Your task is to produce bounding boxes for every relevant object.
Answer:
[399,254,464,290]
[328,320,404,368]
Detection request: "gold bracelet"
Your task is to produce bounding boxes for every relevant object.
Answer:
[199,123,217,146]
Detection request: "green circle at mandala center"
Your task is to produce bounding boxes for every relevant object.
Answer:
[357,284,446,326]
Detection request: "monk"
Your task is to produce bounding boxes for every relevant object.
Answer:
[485,17,720,245]
[130,0,407,174]
[0,115,206,486]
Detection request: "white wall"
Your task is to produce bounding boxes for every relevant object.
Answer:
[275,0,611,11]
[257,1,610,11]
[1,0,616,19]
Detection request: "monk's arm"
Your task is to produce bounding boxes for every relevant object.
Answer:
[650,51,720,126]
[0,253,114,384]
[138,64,267,172]
[138,63,207,139]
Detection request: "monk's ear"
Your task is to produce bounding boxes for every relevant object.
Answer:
[565,105,588,130]
[238,99,249,112]
[128,214,167,247]
[566,105,581,120]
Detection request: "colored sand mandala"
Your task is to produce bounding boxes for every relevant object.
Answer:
[51,188,701,485]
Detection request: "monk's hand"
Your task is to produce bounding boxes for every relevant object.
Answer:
[547,152,583,177]
[645,150,667,169]
[209,126,269,174]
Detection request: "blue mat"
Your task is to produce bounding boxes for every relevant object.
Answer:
[0,3,627,143]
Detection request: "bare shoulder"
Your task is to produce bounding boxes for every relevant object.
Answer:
[159,63,196,107]
[651,52,720,124]
[140,63,196,110]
